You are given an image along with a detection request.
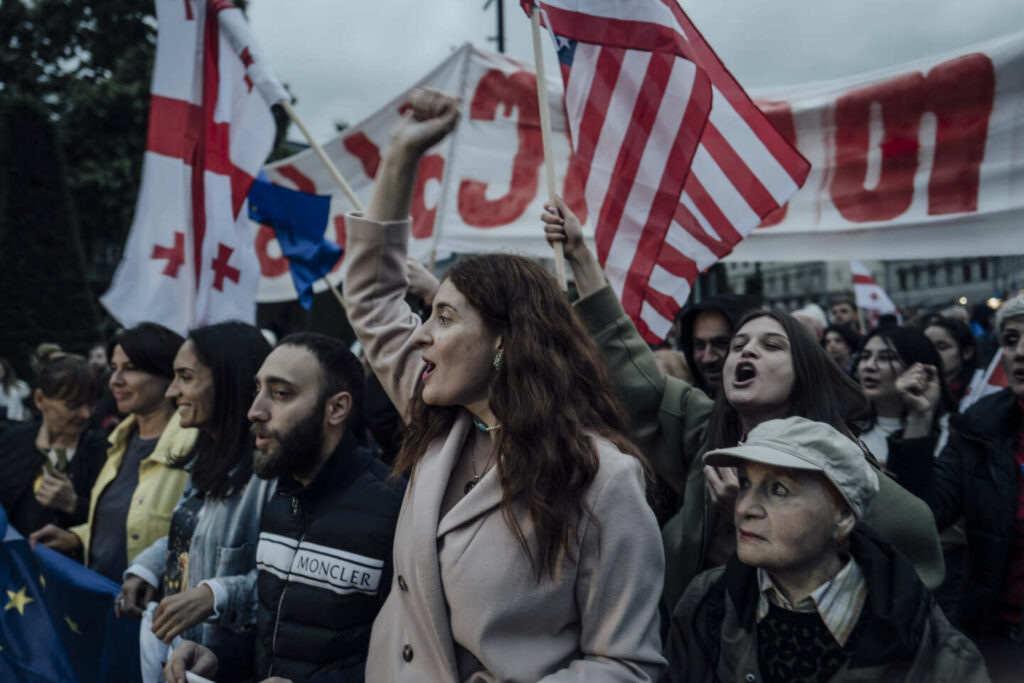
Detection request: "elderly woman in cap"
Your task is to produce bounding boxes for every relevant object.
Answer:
[664,416,987,683]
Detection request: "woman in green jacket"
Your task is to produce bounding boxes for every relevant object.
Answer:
[542,201,945,611]
[31,323,195,583]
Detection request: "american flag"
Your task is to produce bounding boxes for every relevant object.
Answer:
[527,0,810,342]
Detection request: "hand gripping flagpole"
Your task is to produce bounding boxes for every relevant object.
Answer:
[530,5,569,292]
[278,100,358,309]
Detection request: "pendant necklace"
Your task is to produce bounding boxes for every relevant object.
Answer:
[465,419,500,494]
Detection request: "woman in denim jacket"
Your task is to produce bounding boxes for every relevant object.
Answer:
[116,322,273,682]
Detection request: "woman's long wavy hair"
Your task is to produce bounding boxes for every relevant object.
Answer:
[393,254,649,582]
[173,322,271,499]
[705,308,871,453]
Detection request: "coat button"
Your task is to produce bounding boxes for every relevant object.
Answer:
[745,675,756,682]
[402,644,413,662]
[131,534,139,540]
[398,575,408,592]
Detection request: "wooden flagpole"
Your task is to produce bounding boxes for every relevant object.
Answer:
[530,6,568,292]
[280,100,364,213]
[278,100,356,308]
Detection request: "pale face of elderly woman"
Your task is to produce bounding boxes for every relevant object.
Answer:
[734,462,852,577]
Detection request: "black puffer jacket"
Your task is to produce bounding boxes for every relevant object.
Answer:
[887,387,1023,635]
[0,422,107,536]
[254,430,405,682]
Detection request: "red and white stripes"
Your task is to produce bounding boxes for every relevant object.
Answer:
[537,0,810,341]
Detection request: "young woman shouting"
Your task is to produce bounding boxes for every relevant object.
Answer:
[542,199,944,612]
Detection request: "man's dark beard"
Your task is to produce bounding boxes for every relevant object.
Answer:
[252,406,325,481]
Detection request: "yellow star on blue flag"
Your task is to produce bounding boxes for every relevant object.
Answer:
[4,585,33,615]
[1,502,142,681]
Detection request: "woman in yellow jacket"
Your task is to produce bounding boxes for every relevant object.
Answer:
[31,323,196,583]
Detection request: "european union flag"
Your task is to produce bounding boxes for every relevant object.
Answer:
[248,175,343,309]
[0,504,140,682]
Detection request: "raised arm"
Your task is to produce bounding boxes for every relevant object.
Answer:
[543,200,711,494]
[342,90,459,419]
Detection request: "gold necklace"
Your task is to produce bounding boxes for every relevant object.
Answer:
[465,443,496,494]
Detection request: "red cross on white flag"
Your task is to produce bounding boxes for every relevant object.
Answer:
[850,260,897,314]
[101,0,286,334]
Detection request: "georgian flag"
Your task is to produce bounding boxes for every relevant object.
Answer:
[101,0,286,334]
[526,0,810,343]
[960,348,1009,411]
[851,260,897,314]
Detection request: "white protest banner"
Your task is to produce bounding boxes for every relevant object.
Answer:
[733,29,1024,262]
[255,44,580,302]
[256,31,1024,302]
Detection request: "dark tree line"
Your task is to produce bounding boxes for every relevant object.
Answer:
[0,0,302,377]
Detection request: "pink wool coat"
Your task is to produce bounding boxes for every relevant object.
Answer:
[343,214,667,682]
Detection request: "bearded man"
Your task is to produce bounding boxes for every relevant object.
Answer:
[166,332,404,683]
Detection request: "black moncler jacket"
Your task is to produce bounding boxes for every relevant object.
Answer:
[253,430,405,682]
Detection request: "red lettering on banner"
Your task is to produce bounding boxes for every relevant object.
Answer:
[152,232,186,278]
[276,165,316,193]
[755,100,797,227]
[832,72,923,222]
[343,132,381,179]
[830,53,994,223]
[329,216,347,274]
[411,154,445,239]
[184,0,193,20]
[924,54,994,215]
[255,225,289,278]
[211,243,241,290]
[457,69,543,227]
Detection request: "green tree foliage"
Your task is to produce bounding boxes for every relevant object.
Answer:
[0,0,284,294]
[0,0,300,349]
[0,0,160,288]
[0,97,102,376]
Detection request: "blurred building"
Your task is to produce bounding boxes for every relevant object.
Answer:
[723,256,1024,311]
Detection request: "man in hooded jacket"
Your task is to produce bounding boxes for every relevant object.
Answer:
[674,294,761,398]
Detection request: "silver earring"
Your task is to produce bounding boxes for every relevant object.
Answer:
[493,350,503,371]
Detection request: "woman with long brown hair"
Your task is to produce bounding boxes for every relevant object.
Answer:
[344,89,666,681]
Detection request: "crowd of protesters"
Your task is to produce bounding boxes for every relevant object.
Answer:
[2,89,1023,682]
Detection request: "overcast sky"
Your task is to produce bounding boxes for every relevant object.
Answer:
[248,0,1024,143]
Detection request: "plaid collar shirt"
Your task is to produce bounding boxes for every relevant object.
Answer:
[756,558,868,647]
